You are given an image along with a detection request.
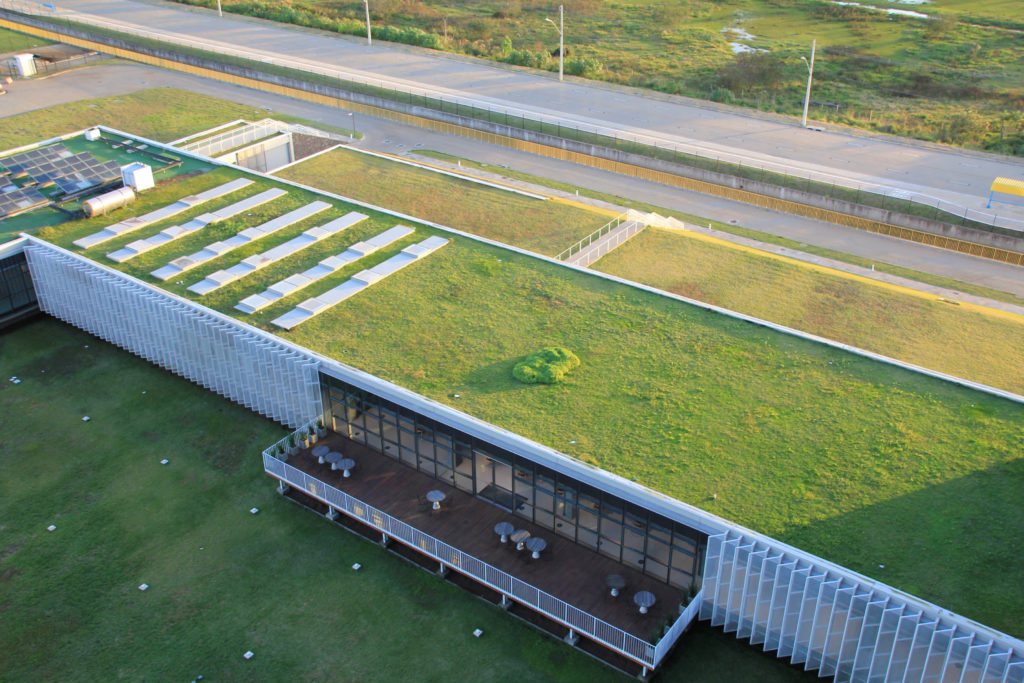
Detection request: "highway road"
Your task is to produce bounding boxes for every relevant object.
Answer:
[5,62,1023,296]
[32,0,1024,231]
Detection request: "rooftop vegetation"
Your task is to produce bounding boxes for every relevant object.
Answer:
[19,132,1024,639]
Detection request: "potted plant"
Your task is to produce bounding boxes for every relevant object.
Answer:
[288,433,299,456]
[299,429,310,449]
[315,417,326,438]
[276,443,287,462]
[308,424,318,445]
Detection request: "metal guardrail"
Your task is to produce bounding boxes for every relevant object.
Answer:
[263,451,700,669]
[557,213,626,261]
[179,119,284,157]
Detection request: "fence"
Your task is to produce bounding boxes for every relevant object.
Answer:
[263,451,701,670]
[0,49,102,77]
[3,4,1022,239]
[701,530,1024,682]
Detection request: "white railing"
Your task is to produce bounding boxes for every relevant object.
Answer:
[568,220,646,267]
[262,414,322,460]
[556,213,626,262]
[263,452,698,668]
[179,119,284,158]
[654,590,703,664]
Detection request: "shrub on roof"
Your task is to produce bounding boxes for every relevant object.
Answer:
[512,347,580,385]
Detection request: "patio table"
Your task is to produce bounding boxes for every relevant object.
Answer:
[426,489,446,511]
[525,536,547,559]
[494,521,515,544]
[634,590,656,615]
[312,444,330,463]
[605,574,626,598]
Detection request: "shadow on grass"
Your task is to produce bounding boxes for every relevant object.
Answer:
[779,458,1024,639]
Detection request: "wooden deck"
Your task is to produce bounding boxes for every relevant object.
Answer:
[286,433,683,642]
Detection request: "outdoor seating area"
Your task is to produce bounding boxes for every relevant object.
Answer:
[286,432,681,640]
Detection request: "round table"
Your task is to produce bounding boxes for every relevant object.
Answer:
[510,529,531,551]
[525,536,547,559]
[426,489,446,511]
[633,590,657,615]
[325,451,344,470]
[338,457,356,478]
[494,521,515,544]
[312,444,330,463]
[605,574,626,598]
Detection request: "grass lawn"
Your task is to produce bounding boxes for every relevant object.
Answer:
[596,227,1024,394]
[0,87,355,151]
[0,26,49,53]
[265,239,1024,638]
[0,316,818,682]
[277,148,607,256]
[413,149,1024,307]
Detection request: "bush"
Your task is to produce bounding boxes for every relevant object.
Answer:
[512,347,580,384]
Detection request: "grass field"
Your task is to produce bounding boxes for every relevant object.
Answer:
[0,88,355,152]
[170,0,1024,153]
[278,148,606,255]
[0,25,49,53]
[596,227,1024,394]
[0,316,819,682]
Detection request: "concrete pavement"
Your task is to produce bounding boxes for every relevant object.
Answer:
[3,62,1022,296]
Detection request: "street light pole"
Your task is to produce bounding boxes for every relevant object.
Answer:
[347,111,356,140]
[216,0,222,17]
[801,38,816,128]
[545,5,564,82]
[364,0,372,46]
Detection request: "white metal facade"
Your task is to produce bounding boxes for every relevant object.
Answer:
[23,240,320,428]
[701,530,1024,682]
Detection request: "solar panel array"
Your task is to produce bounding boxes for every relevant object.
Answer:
[0,184,48,216]
[1,143,122,200]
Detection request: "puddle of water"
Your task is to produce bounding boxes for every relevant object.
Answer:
[831,1,931,19]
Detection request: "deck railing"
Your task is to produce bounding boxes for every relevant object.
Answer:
[263,452,698,669]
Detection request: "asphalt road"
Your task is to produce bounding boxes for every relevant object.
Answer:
[5,62,1023,296]
[42,0,1024,231]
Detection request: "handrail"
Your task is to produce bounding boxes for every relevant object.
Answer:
[556,213,626,261]
[263,452,664,667]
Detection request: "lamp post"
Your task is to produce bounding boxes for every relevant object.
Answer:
[545,5,564,82]
[364,0,372,46]
[216,0,222,17]
[800,39,816,128]
[347,111,356,140]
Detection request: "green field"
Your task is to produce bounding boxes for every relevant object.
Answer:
[596,227,1024,395]
[0,26,49,53]
[279,148,606,255]
[170,0,1024,154]
[0,317,820,681]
